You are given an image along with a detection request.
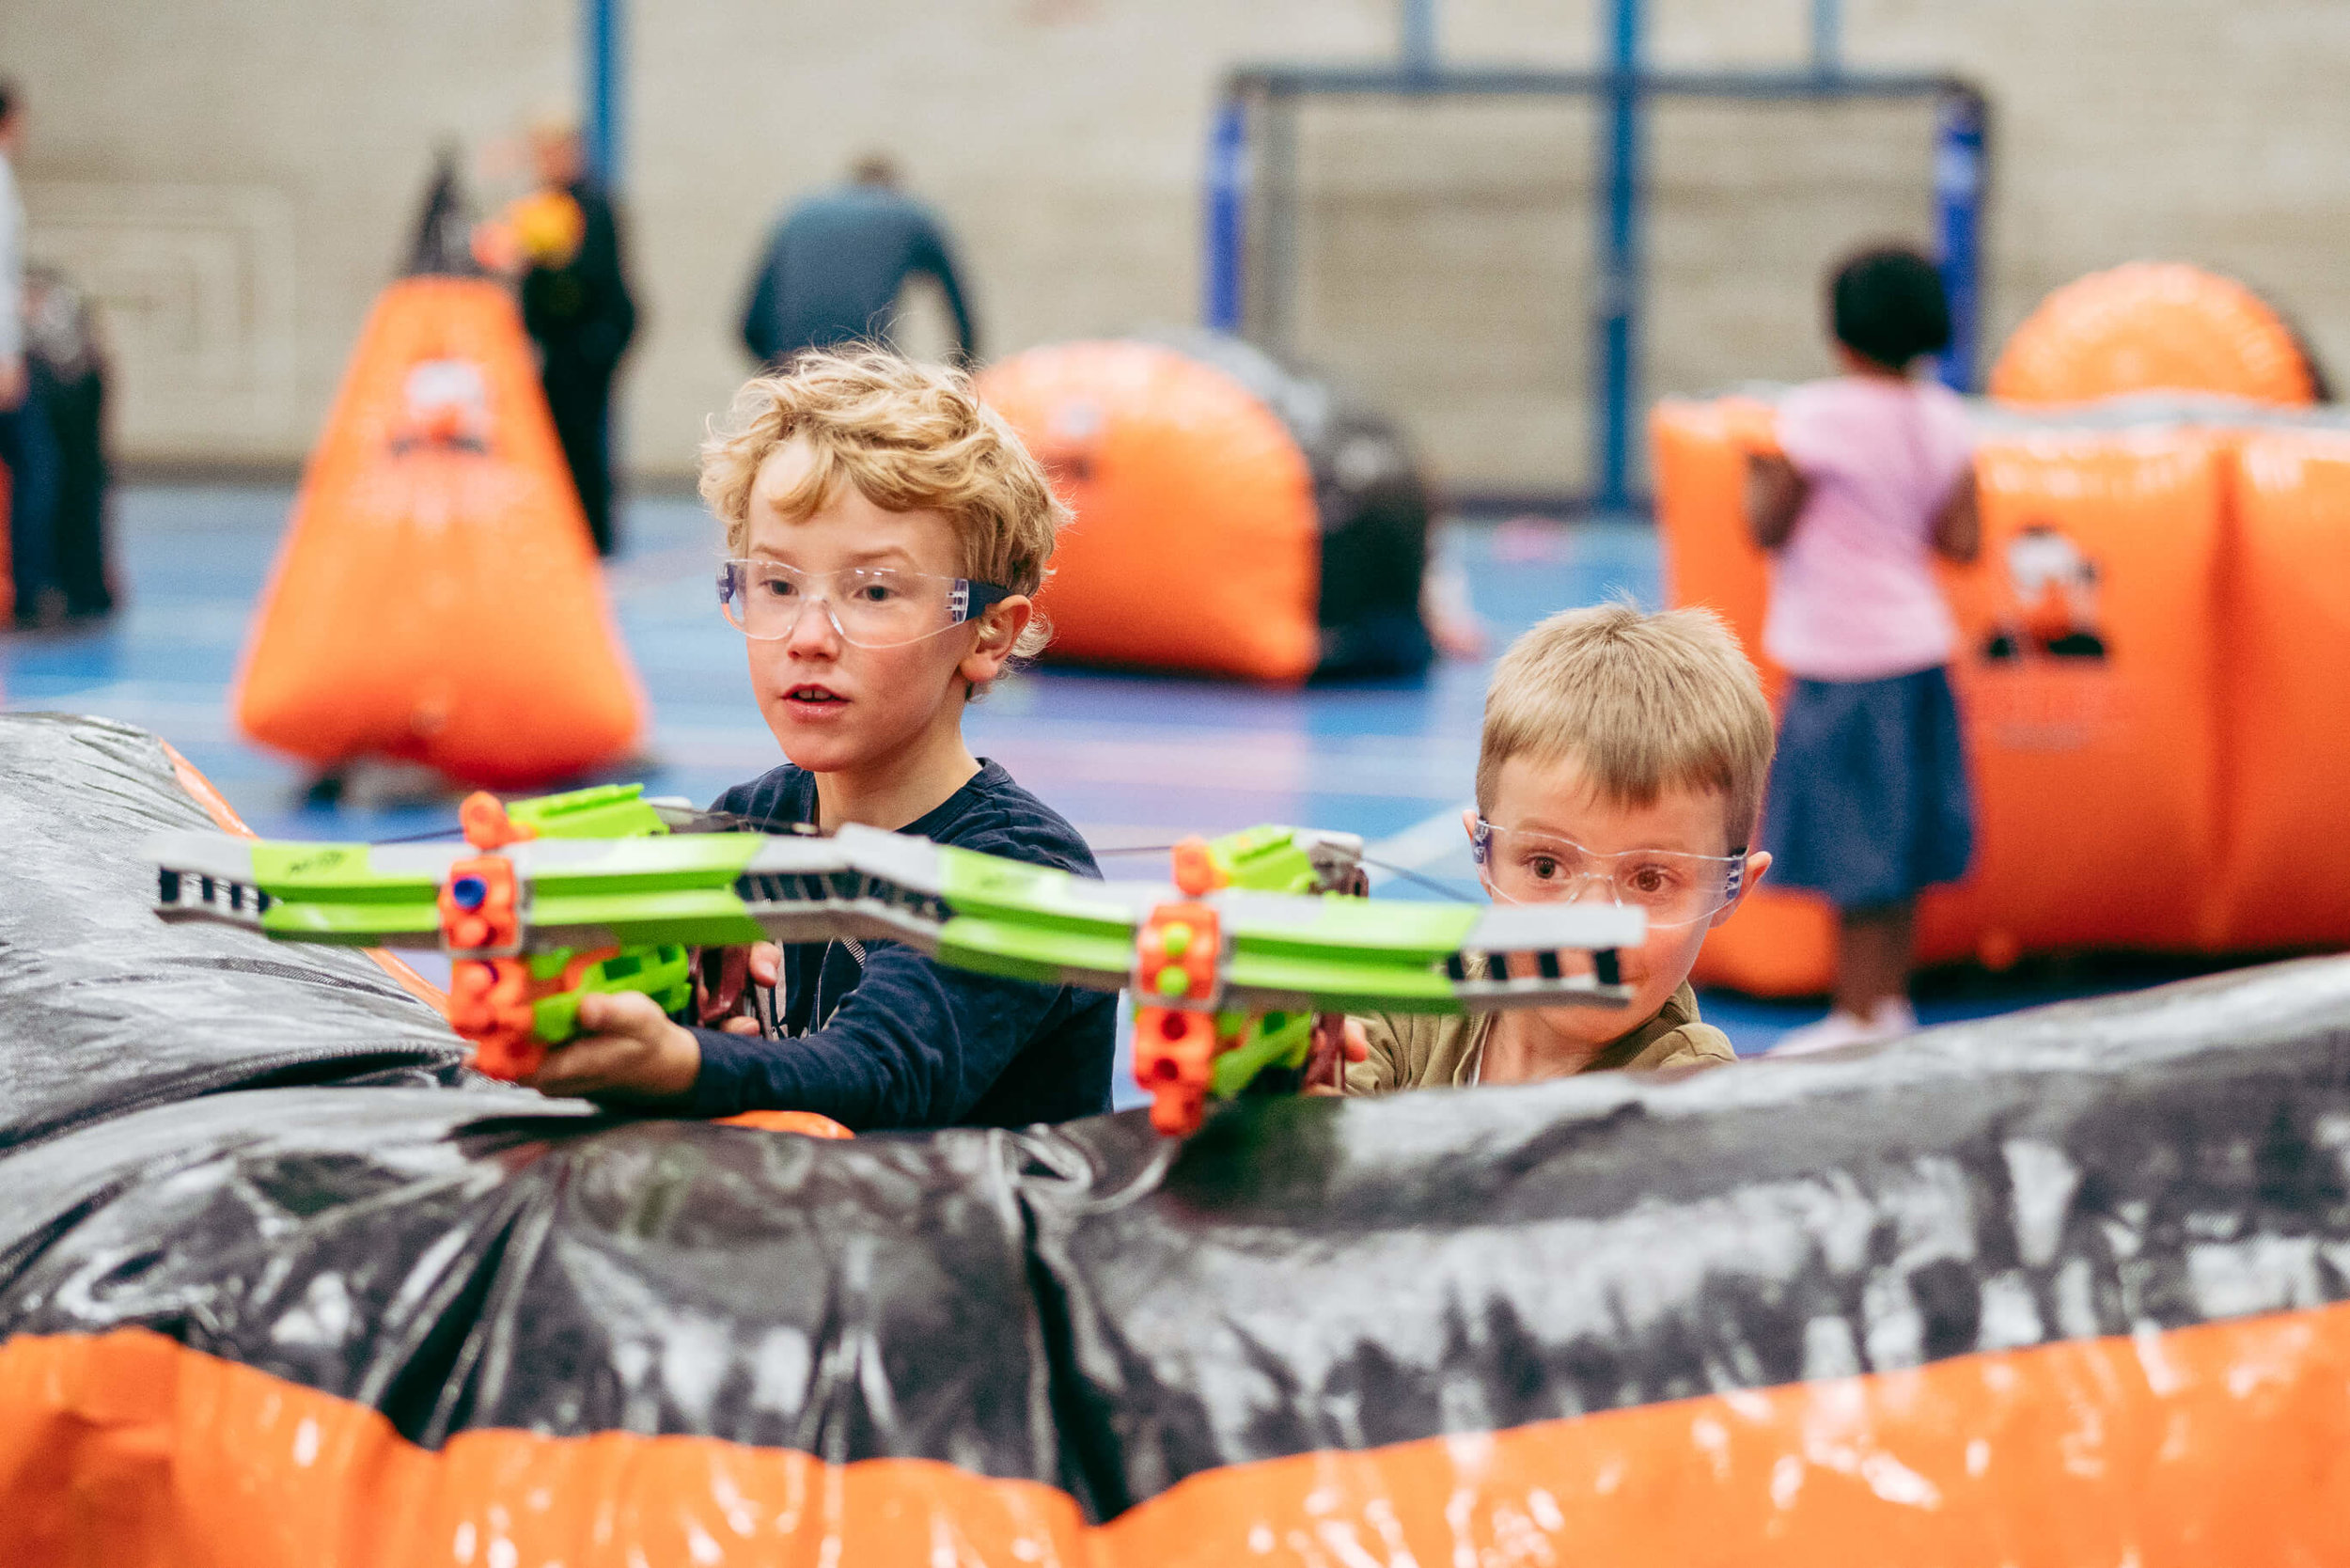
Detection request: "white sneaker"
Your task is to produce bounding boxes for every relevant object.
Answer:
[1769,997,1915,1057]
[1867,996,1919,1038]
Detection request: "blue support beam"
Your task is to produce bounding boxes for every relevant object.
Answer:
[1204,97,1248,334]
[1593,0,1646,513]
[1933,88,1988,392]
[1400,0,1440,77]
[1811,0,1842,72]
[1224,64,1964,99]
[1206,56,1988,510]
[584,0,624,190]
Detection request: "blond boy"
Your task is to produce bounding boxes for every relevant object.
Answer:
[523,350,1117,1128]
[1348,603,1775,1092]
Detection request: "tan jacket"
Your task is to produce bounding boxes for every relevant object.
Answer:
[1344,981,1735,1096]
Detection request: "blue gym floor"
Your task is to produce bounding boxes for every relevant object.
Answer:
[5,486,2204,1079]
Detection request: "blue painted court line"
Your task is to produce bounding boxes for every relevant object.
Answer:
[2,485,2197,1062]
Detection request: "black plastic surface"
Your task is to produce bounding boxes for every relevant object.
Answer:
[7,713,2350,1527]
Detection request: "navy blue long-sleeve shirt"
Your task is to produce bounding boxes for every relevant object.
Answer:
[686,760,1115,1130]
[739,184,978,366]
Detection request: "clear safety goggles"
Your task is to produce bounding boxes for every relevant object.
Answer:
[717,559,1014,650]
[1471,818,1747,930]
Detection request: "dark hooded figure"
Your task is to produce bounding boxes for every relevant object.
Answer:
[517,118,636,557]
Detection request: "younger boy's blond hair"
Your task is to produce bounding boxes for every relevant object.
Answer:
[698,348,1068,662]
[1476,602,1776,851]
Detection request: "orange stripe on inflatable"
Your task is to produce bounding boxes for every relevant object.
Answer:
[1098,1301,2350,1565]
[160,739,451,1019]
[8,1305,2350,1562]
[0,1327,1085,1567]
[714,1109,854,1137]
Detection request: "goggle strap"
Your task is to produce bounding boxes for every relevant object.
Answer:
[952,579,1016,625]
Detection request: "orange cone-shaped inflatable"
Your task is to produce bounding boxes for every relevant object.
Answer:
[978,341,1321,683]
[234,274,645,787]
[1990,262,2320,407]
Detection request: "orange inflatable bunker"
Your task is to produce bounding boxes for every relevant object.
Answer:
[2211,430,2350,951]
[234,275,644,788]
[977,341,1321,683]
[1656,393,2350,996]
[1990,262,2320,408]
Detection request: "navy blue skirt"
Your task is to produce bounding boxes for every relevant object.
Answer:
[1761,665,1973,911]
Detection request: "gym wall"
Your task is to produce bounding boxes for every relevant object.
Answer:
[7,0,2349,493]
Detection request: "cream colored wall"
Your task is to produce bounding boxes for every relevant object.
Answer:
[9,0,2350,495]
[626,0,1390,482]
[1,1,572,464]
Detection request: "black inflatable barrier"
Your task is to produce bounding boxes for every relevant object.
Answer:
[1158,331,1437,682]
[0,714,464,1154]
[5,713,2349,1563]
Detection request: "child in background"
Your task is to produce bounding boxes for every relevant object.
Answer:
[519,349,1117,1127]
[1346,603,1775,1092]
[1746,245,1981,1052]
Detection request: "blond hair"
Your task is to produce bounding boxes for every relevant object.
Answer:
[697,348,1066,666]
[1476,601,1776,851]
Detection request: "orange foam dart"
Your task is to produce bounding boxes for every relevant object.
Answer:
[441,792,544,1078]
[1132,838,1236,1134]
[1132,895,1227,1136]
[447,958,540,1079]
[458,789,537,851]
[1169,835,1229,898]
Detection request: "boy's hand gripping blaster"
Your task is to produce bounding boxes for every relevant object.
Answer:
[149,785,1643,1134]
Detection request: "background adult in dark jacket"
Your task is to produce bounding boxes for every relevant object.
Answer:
[517,119,635,557]
[739,155,977,368]
[24,265,112,620]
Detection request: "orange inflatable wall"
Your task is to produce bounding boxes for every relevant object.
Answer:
[978,341,1322,683]
[234,275,645,788]
[1657,396,2350,996]
[1990,262,2318,408]
[2211,431,2350,950]
[14,1301,2350,1564]
[1955,432,2228,956]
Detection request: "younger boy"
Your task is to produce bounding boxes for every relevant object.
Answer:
[521,349,1116,1128]
[1347,602,1775,1092]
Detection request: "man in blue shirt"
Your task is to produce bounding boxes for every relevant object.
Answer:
[739,155,979,368]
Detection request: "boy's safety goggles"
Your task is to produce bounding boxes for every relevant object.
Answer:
[1471,818,1747,930]
[718,559,1015,650]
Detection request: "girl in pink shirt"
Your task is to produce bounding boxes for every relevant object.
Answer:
[1745,246,1981,1052]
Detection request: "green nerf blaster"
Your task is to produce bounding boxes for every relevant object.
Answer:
[149,785,1641,1134]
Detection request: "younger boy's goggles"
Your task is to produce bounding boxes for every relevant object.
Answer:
[718,559,1015,650]
[1471,817,1747,929]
